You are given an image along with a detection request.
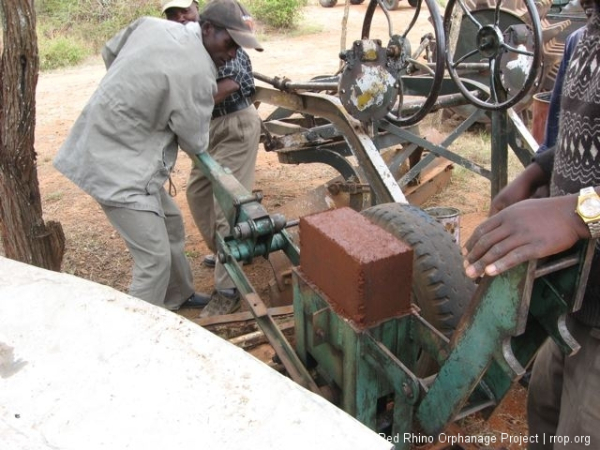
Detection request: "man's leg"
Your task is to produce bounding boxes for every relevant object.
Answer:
[554,319,600,449]
[528,317,600,449]
[101,203,171,308]
[212,107,261,291]
[201,106,261,317]
[527,337,563,450]
[161,189,195,311]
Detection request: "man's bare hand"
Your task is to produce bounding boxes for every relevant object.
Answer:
[463,195,587,278]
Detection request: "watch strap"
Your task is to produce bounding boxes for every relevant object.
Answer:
[589,220,600,239]
[581,186,596,196]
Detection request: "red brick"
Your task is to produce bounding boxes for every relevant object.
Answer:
[299,207,413,328]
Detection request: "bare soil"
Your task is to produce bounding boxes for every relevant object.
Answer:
[31,2,525,448]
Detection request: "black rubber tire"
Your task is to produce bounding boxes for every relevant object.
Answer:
[361,203,475,373]
[319,0,338,6]
[408,0,418,6]
[350,0,365,4]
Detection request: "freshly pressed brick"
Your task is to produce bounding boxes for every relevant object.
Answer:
[299,207,413,328]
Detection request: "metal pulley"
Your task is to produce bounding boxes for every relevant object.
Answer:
[338,39,400,122]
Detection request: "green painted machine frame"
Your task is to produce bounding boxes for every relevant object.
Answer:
[292,240,595,447]
[194,150,595,447]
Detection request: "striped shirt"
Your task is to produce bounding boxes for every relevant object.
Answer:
[212,48,255,117]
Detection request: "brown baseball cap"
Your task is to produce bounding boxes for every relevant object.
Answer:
[200,0,264,52]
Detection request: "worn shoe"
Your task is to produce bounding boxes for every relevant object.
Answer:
[203,254,216,268]
[199,288,241,318]
[179,292,211,309]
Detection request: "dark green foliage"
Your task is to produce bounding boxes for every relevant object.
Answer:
[247,0,305,29]
[35,0,306,70]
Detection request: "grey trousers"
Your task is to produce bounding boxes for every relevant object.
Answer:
[101,187,195,310]
[527,316,600,449]
[186,105,261,291]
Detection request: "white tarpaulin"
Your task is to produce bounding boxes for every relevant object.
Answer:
[0,256,393,450]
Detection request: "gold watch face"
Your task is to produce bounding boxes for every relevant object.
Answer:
[580,197,600,219]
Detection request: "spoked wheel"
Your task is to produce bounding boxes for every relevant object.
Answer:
[359,0,445,126]
[443,0,543,110]
[361,203,475,375]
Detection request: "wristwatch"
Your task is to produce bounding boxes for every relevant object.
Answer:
[576,187,600,239]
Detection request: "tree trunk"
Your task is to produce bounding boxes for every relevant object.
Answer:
[0,0,65,271]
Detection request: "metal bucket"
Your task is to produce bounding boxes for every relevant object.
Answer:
[531,91,552,145]
[425,206,461,245]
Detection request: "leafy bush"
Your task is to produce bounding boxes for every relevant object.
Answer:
[247,0,305,29]
[34,0,307,70]
[36,0,161,59]
[198,0,305,30]
[38,36,89,71]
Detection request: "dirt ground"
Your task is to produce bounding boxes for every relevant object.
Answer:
[30,1,528,448]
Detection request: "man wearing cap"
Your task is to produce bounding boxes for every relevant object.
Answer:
[161,0,200,24]
[53,0,263,311]
[188,49,261,317]
[177,1,263,317]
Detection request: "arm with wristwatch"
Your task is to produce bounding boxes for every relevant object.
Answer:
[463,147,600,279]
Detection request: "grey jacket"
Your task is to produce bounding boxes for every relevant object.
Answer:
[54,17,216,216]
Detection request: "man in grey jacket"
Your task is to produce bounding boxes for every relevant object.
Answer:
[163,0,262,317]
[53,0,262,311]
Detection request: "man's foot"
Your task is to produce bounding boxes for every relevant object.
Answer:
[179,292,211,309]
[199,288,241,318]
[203,254,216,268]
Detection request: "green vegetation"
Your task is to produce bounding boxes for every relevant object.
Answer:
[36,0,160,70]
[44,191,64,203]
[35,0,306,71]
[250,0,305,29]
[38,36,90,71]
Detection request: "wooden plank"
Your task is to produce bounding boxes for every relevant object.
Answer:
[405,158,453,206]
[195,305,294,327]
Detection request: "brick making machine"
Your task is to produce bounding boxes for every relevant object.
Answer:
[192,150,594,448]
[190,0,594,447]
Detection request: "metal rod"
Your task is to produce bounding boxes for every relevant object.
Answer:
[534,255,581,278]
[399,90,479,114]
[220,243,322,395]
[254,72,339,92]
